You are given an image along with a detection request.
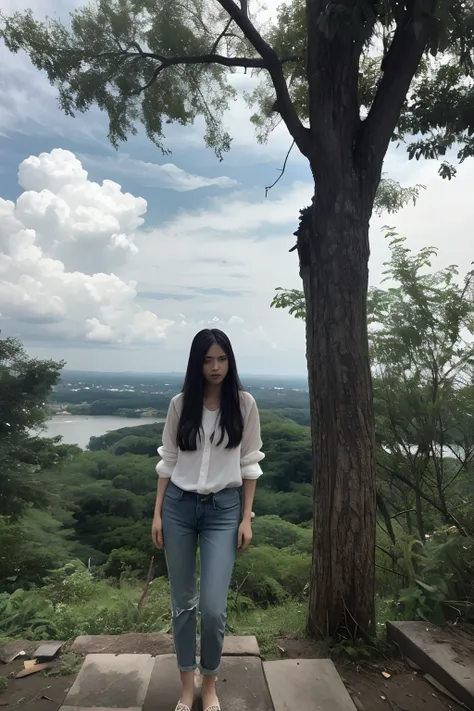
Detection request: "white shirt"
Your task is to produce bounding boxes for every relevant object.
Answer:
[156,391,264,494]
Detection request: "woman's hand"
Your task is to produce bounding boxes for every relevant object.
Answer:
[237,519,252,554]
[151,515,164,549]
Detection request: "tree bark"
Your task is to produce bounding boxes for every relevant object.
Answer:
[297,183,376,637]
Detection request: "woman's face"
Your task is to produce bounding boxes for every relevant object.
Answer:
[203,343,229,386]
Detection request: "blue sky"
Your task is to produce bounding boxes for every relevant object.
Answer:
[1,0,473,375]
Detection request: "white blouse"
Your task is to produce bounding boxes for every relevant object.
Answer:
[156,391,265,494]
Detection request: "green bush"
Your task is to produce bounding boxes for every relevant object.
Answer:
[0,589,60,639]
[103,548,150,578]
[232,546,310,604]
[42,561,95,604]
[252,515,310,550]
[392,533,474,624]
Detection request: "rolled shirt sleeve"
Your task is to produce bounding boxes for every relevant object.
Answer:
[156,397,179,478]
[240,395,265,479]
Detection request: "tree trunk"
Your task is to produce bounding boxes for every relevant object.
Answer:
[297,180,376,638]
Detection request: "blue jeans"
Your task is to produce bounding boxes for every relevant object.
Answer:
[162,481,241,675]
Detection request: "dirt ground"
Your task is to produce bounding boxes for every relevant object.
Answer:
[340,665,466,711]
[276,636,468,711]
[0,659,75,711]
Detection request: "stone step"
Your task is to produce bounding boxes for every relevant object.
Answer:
[263,659,357,711]
[387,620,474,710]
[70,634,259,658]
[60,651,272,711]
[144,655,273,711]
[61,653,155,710]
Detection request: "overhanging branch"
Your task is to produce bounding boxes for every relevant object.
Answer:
[133,53,272,93]
[356,15,431,177]
[215,0,311,156]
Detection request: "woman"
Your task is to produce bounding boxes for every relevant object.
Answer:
[151,329,264,711]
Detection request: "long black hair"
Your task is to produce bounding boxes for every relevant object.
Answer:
[177,329,244,451]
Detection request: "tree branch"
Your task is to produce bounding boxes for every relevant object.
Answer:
[265,140,295,196]
[210,16,234,55]
[88,48,298,95]
[379,462,468,535]
[215,0,311,156]
[376,490,396,545]
[356,14,431,177]
[132,53,289,94]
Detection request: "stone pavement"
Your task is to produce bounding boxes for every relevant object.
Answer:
[59,635,357,711]
[387,620,474,710]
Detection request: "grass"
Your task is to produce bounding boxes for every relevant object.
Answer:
[1,569,400,664]
[229,599,308,658]
[44,652,84,677]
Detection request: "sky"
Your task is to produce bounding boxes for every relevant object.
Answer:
[0,1,473,376]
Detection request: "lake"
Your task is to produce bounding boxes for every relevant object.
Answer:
[42,415,164,449]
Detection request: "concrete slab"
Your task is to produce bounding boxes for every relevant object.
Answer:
[143,655,200,711]
[222,636,260,657]
[218,656,273,711]
[264,659,357,711]
[63,654,154,708]
[144,655,270,711]
[61,708,141,711]
[387,620,474,710]
[69,634,258,659]
[0,640,43,664]
[34,641,65,660]
[70,634,174,656]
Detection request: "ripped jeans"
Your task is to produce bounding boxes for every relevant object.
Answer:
[161,481,241,675]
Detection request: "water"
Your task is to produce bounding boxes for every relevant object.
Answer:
[42,415,163,449]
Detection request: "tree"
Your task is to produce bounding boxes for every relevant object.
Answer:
[274,233,474,540]
[0,335,64,518]
[369,235,474,540]
[2,0,474,637]
[0,335,67,588]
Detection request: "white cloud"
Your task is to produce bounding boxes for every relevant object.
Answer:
[0,149,173,345]
[151,181,312,238]
[14,149,146,272]
[81,153,239,192]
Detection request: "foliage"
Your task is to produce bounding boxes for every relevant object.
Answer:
[272,235,474,628]
[0,589,60,639]
[371,233,474,540]
[0,337,73,592]
[2,0,474,173]
[394,532,474,624]
[0,335,64,518]
[44,652,84,678]
[252,515,312,551]
[228,599,307,658]
[232,545,310,604]
[273,232,474,542]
